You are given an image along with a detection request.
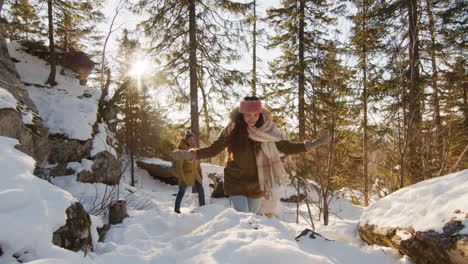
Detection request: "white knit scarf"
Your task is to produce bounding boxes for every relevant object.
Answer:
[247,120,288,191]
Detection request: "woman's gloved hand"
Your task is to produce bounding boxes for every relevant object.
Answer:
[305,134,332,152]
[172,149,196,160]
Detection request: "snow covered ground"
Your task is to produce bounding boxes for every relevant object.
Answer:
[0,153,415,264]
[0,136,89,264]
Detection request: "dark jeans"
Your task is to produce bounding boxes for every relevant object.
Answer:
[175,181,205,211]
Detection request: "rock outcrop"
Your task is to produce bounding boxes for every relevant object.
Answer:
[0,31,50,165]
[77,151,122,185]
[358,170,468,264]
[5,41,122,185]
[48,134,93,166]
[52,202,93,253]
[358,220,468,264]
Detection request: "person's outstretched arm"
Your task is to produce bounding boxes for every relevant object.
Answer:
[172,128,228,160]
[276,134,331,155]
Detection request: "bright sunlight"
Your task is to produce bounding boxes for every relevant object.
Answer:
[128,58,150,77]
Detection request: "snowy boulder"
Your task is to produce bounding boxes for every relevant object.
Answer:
[0,136,79,259]
[52,202,93,253]
[49,124,122,185]
[137,158,178,185]
[358,169,468,264]
[76,151,122,185]
[75,122,122,184]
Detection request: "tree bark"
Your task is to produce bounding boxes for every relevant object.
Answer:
[46,0,57,86]
[252,0,257,96]
[298,0,305,141]
[407,0,423,184]
[189,0,199,147]
[361,0,369,206]
[464,85,468,128]
[425,0,443,167]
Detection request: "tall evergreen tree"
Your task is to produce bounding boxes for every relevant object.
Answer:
[251,0,257,96]
[312,43,357,225]
[45,0,57,85]
[367,0,425,186]
[266,0,344,141]
[1,0,41,40]
[43,0,104,85]
[54,0,104,74]
[349,0,386,205]
[135,0,252,147]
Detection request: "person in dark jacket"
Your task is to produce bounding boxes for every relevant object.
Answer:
[174,131,205,214]
[173,96,330,214]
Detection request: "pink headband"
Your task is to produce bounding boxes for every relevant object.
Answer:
[239,100,262,114]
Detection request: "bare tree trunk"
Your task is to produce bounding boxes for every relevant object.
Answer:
[425,0,443,167]
[100,0,124,91]
[324,127,335,226]
[298,0,305,141]
[125,85,135,187]
[199,65,210,144]
[303,186,315,230]
[361,0,369,206]
[60,11,70,76]
[399,88,410,188]
[463,84,468,129]
[295,178,300,224]
[252,0,257,97]
[189,0,199,147]
[407,0,423,184]
[46,0,57,86]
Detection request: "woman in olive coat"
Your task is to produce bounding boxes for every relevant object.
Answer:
[173,96,330,214]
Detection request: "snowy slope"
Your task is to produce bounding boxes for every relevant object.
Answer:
[44,160,410,264]
[0,153,412,263]
[0,136,93,263]
[360,169,468,234]
[7,41,100,140]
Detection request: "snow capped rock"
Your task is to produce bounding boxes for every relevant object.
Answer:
[360,169,468,233]
[0,87,17,109]
[8,41,100,141]
[0,136,75,258]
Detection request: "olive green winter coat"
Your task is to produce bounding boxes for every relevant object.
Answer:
[195,109,307,198]
[175,140,202,186]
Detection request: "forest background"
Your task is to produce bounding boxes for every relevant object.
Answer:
[1,0,466,213]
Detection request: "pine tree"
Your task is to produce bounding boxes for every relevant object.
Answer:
[1,0,41,40]
[45,0,57,86]
[312,42,357,225]
[135,0,252,147]
[436,0,467,174]
[42,0,104,85]
[54,0,104,74]
[366,0,425,186]
[113,30,139,186]
[349,0,386,205]
[266,0,344,141]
